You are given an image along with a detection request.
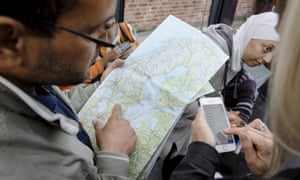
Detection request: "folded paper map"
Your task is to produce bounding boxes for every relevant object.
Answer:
[78,15,228,179]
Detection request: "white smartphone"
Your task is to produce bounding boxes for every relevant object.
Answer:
[199,97,236,153]
[117,41,131,52]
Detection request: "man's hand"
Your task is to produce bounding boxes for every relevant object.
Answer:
[228,110,244,127]
[93,104,137,155]
[224,119,273,176]
[191,107,216,147]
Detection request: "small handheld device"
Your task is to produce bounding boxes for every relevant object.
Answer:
[117,41,131,52]
[199,97,236,153]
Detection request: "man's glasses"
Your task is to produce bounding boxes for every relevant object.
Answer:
[27,18,115,48]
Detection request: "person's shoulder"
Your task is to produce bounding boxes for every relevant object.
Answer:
[203,23,235,55]
[205,23,236,36]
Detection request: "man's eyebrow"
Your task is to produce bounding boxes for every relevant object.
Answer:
[83,15,115,33]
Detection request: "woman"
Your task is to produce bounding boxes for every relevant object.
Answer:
[170,0,300,179]
[203,11,279,125]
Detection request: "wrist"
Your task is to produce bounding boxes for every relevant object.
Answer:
[96,151,129,177]
[99,146,129,155]
[99,58,108,67]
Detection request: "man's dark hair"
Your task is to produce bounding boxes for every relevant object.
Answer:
[0,0,79,37]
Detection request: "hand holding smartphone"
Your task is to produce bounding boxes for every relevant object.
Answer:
[117,41,131,52]
[199,97,236,153]
[117,41,134,59]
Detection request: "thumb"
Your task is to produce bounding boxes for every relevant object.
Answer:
[93,120,104,131]
[228,113,237,121]
[198,106,207,123]
[100,60,125,83]
[193,107,207,127]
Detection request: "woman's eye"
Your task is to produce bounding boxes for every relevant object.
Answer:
[263,46,273,53]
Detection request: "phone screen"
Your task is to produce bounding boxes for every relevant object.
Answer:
[202,104,235,145]
[118,41,130,52]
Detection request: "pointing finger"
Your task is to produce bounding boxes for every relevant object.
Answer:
[110,103,122,120]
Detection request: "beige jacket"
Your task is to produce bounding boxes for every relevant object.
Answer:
[0,76,130,180]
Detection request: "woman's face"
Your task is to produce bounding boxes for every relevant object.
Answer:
[243,39,278,67]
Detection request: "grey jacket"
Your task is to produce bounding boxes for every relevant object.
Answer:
[203,23,239,91]
[63,82,100,113]
[0,76,130,180]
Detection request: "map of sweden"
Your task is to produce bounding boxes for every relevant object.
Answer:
[78,15,228,179]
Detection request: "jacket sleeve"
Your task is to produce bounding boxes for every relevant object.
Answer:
[223,70,256,123]
[231,78,256,123]
[63,82,100,113]
[96,151,130,180]
[170,142,221,180]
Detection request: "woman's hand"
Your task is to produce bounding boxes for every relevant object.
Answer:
[224,119,273,176]
[101,47,122,66]
[191,107,216,147]
[228,110,244,127]
[100,59,125,83]
[120,43,136,59]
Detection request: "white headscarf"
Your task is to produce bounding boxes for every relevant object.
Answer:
[231,12,280,72]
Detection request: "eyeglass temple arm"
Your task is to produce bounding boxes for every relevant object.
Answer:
[42,20,115,48]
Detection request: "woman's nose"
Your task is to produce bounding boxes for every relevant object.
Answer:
[263,53,273,64]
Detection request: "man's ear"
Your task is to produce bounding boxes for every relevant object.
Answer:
[0,16,25,69]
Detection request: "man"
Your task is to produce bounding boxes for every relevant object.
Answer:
[0,1,136,179]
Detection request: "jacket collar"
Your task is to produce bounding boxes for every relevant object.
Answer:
[0,75,79,135]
